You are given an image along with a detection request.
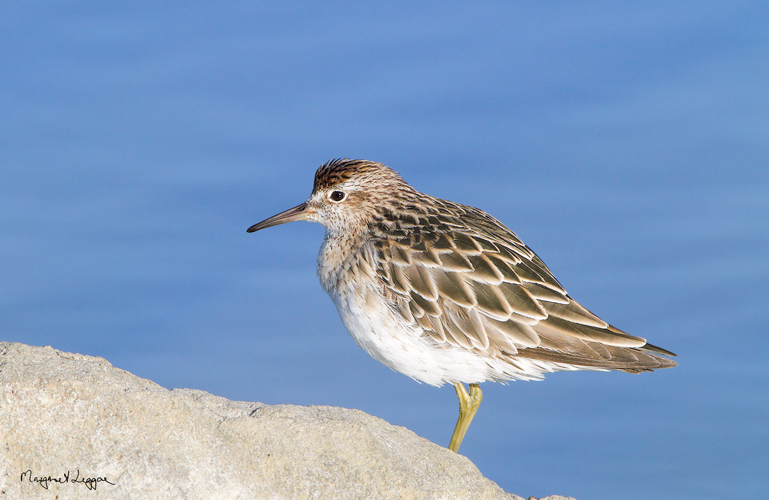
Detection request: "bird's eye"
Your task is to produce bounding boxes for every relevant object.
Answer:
[328,190,347,203]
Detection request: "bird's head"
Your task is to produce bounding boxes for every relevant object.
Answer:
[247,159,416,235]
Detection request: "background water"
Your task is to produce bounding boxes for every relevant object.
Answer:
[2,2,768,499]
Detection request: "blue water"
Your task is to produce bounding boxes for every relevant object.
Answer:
[2,2,767,498]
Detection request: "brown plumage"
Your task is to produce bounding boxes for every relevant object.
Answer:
[248,158,677,452]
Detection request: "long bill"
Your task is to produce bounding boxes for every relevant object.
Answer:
[247,203,311,233]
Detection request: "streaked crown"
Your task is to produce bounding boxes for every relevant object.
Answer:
[312,159,412,196]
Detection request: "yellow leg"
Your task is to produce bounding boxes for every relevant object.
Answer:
[448,383,483,453]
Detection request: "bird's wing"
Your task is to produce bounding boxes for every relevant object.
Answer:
[369,199,676,371]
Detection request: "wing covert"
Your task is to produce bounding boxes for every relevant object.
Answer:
[369,201,663,368]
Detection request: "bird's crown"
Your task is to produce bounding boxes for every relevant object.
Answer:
[312,159,410,195]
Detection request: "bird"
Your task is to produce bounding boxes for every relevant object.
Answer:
[247,158,677,453]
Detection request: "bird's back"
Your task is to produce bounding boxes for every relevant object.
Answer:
[356,192,676,380]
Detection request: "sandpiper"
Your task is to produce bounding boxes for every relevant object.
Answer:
[247,159,677,453]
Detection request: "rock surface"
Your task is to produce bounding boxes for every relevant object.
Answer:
[0,342,574,500]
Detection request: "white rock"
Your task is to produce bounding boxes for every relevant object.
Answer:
[0,342,575,500]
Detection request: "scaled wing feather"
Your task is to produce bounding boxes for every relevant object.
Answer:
[368,199,675,371]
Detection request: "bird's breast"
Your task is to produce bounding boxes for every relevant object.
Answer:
[317,232,376,293]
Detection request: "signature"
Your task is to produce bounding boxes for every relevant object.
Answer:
[20,469,115,490]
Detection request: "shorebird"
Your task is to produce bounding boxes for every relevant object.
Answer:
[247,159,677,453]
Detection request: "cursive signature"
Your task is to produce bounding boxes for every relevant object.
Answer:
[20,469,115,490]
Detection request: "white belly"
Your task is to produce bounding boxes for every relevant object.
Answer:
[317,235,570,386]
[329,281,501,386]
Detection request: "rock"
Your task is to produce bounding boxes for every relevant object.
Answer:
[0,342,573,499]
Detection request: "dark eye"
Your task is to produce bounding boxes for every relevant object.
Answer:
[329,190,347,203]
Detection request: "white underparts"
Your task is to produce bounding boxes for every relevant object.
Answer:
[317,235,581,387]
